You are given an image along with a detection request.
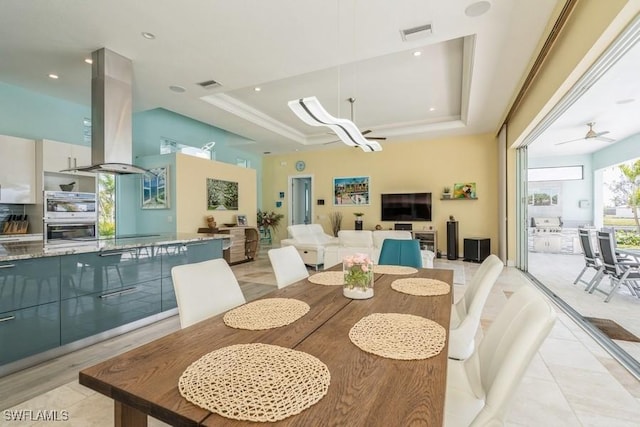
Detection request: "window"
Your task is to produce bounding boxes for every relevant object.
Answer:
[236,157,250,168]
[528,166,583,182]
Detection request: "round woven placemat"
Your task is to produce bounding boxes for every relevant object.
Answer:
[349,313,446,360]
[179,343,330,422]
[391,278,450,296]
[223,298,309,330]
[308,271,343,286]
[373,265,418,275]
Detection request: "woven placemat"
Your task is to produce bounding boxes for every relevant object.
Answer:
[308,271,344,286]
[179,343,330,422]
[391,278,450,296]
[373,265,418,275]
[223,298,310,330]
[349,313,446,360]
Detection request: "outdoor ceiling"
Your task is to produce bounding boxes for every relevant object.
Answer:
[0,0,560,155]
[528,23,640,158]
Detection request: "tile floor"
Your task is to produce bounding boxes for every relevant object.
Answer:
[2,250,640,426]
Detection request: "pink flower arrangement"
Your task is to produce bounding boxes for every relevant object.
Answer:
[343,253,374,291]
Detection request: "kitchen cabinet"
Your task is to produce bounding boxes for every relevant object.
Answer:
[0,301,60,365]
[39,139,91,173]
[0,257,60,313]
[532,235,562,253]
[0,135,36,204]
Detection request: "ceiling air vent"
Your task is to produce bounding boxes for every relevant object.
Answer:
[400,23,433,41]
[197,79,223,90]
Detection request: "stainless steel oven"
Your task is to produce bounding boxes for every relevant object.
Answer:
[44,191,97,221]
[44,221,97,245]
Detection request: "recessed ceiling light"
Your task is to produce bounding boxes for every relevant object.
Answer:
[465,1,491,17]
[429,107,436,111]
[84,58,93,64]
[254,87,261,92]
[413,51,422,57]
[141,32,156,40]
[169,85,186,93]
[48,74,59,79]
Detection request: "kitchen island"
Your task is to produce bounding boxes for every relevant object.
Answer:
[0,233,230,375]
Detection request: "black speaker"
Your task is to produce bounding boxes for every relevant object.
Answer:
[464,238,490,262]
[447,221,458,260]
[394,223,412,231]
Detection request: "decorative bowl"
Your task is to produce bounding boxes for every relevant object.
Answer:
[59,183,75,191]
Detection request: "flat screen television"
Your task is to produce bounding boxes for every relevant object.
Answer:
[381,192,432,222]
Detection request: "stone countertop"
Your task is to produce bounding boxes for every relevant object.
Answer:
[0,233,230,262]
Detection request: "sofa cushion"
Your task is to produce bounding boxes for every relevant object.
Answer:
[338,230,373,248]
[372,230,412,249]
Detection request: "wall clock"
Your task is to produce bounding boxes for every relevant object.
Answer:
[295,160,306,171]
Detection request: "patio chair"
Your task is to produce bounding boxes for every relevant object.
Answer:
[574,228,603,290]
[587,230,640,302]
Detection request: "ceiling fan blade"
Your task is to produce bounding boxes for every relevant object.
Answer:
[593,130,610,138]
[595,136,615,142]
[554,137,585,146]
[366,136,386,141]
[361,129,372,136]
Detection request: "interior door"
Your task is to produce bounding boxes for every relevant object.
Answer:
[289,176,312,225]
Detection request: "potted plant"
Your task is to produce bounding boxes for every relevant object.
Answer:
[257,210,284,243]
[442,187,452,199]
[354,212,364,230]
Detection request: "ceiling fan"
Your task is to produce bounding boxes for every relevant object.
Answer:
[324,97,387,145]
[554,122,615,145]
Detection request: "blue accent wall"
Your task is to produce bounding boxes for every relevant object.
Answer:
[0,82,90,144]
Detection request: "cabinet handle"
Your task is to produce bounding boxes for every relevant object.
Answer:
[0,183,2,200]
[99,251,128,257]
[0,264,16,269]
[99,286,137,299]
[0,315,16,322]
[186,242,208,247]
[73,157,77,168]
[67,157,72,169]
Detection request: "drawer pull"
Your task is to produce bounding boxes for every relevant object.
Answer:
[0,315,16,322]
[186,242,208,247]
[99,286,137,299]
[99,251,128,257]
[0,264,16,269]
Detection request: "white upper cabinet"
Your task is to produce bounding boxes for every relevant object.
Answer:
[0,135,36,204]
[40,139,91,172]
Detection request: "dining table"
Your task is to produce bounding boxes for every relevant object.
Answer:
[79,265,453,426]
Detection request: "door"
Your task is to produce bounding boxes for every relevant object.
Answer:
[289,176,312,225]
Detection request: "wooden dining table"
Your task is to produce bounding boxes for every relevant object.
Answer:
[79,266,453,426]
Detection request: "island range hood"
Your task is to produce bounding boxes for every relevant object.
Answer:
[63,48,148,174]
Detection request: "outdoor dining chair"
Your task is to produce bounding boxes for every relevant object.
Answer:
[574,228,604,290]
[587,230,640,302]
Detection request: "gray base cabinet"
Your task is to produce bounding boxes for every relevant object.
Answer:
[0,301,60,365]
[0,239,222,367]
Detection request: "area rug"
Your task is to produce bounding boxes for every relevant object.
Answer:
[584,317,640,343]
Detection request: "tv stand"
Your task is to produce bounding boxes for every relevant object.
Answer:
[412,230,437,253]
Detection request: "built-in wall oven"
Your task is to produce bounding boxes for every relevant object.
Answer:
[43,191,98,245]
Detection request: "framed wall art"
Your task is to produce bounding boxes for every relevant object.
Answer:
[333,176,370,206]
[207,178,239,210]
[453,182,477,199]
[236,214,248,226]
[142,166,169,209]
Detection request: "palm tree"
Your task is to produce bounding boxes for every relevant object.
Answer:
[617,160,640,233]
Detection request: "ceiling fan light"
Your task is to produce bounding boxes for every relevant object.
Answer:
[288,96,382,152]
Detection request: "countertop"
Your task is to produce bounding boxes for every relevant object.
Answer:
[0,233,230,262]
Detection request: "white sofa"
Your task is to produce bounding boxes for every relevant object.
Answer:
[280,224,339,269]
[323,230,435,269]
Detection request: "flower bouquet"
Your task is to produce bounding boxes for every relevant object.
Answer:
[343,253,374,299]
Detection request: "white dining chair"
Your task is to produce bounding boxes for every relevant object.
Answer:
[268,245,310,288]
[171,258,246,328]
[444,286,556,427]
[448,254,504,360]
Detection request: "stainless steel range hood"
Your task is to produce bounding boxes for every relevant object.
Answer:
[64,48,147,174]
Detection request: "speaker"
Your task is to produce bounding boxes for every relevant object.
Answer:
[394,223,412,231]
[464,238,490,262]
[446,221,458,260]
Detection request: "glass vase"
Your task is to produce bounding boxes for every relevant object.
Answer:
[342,254,374,299]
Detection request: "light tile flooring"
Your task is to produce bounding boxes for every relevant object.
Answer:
[1,250,640,426]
